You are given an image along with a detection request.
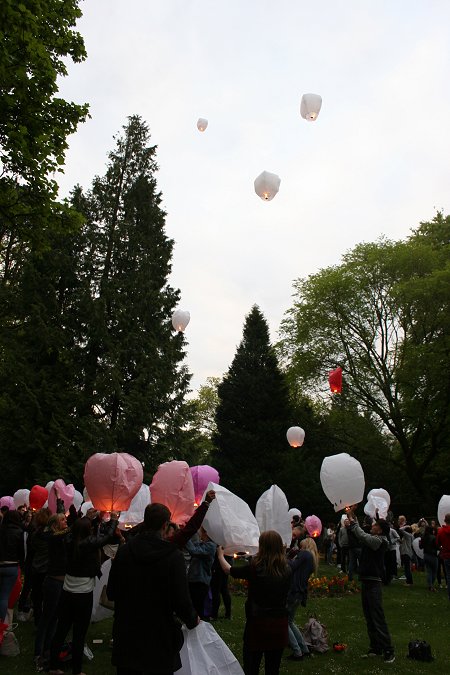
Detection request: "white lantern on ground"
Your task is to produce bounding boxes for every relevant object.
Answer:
[438,495,450,526]
[320,453,365,512]
[300,93,322,121]
[202,482,260,555]
[286,426,305,448]
[254,171,281,201]
[255,485,291,546]
[197,118,208,132]
[172,309,190,332]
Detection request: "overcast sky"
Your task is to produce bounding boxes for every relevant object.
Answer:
[56,0,450,392]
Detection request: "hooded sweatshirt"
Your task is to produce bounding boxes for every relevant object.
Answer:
[437,525,450,559]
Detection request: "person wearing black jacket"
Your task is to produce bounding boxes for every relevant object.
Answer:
[49,512,119,675]
[344,514,395,663]
[0,509,25,626]
[107,503,199,675]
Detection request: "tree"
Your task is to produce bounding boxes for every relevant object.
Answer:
[279,213,450,509]
[211,306,293,509]
[70,116,191,474]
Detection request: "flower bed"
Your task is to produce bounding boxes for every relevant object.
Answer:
[308,574,359,596]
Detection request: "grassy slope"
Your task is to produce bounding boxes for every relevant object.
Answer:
[4,565,449,674]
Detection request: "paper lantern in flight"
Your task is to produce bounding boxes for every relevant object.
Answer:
[48,479,75,514]
[202,482,260,555]
[255,485,291,546]
[13,489,30,509]
[254,171,281,201]
[197,118,208,132]
[190,465,220,506]
[172,309,190,332]
[320,453,365,512]
[150,460,195,525]
[438,495,450,526]
[300,93,322,121]
[305,515,322,538]
[329,367,343,394]
[286,426,305,448]
[29,485,49,511]
[84,452,143,512]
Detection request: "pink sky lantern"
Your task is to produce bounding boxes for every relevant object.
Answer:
[190,465,220,505]
[84,452,143,512]
[329,367,343,394]
[305,515,322,538]
[48,479,75,514]
[0,496,14,510]
[150,460,195,525]
[29,485,48,511]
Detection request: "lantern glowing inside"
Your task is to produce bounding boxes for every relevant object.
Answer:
[84,452,143,512]
[190,465,220,506]
[286,426,305,448]
[329,367,343,394]
[150,460,195,525]
[300,93,322,121]
[172,309,190,332]
[254,171,281,201]
[305,514,322,538]
[29,485,49,511]
[197,118,208,132]
[48,479,75,514]
[320,453,365,512]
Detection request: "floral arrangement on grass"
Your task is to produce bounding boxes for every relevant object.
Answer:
[228,576,249,596]
[308,574,359,596]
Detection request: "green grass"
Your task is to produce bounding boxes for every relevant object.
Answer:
[5,565,450,674]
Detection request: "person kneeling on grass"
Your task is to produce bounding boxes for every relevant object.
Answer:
[344,512,395,664]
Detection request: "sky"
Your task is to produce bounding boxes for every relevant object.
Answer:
[56,0,450,392]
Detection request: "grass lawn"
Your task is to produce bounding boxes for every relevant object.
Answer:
[4,564,450,674]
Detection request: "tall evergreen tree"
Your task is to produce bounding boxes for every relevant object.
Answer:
[211,306,293,509]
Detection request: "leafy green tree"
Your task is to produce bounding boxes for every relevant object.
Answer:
[279,213,450,509]
[211,306,293,509]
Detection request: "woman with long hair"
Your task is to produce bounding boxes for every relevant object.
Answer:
[286,536,319,661]
[217,530,291,675]
[48,512,119,675]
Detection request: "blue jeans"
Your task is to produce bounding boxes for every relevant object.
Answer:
[0,565,19,622]
[424,553,438,588]
[286,595,309,656]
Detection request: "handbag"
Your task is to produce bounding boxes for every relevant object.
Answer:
[0,630,20,657]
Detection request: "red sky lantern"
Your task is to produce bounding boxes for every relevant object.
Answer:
[329,367,343,394]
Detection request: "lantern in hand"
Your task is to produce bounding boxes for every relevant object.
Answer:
[84,452,143,512]
[190,465,220,506]
[320,453,365,512]
[150,460,195,525]
[29,485,49,511]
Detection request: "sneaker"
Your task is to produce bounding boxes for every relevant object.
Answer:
[384,651,395,663]
[397,575,406,580]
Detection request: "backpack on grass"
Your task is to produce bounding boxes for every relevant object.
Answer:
[303,615,329,653]
[407,640,433,662]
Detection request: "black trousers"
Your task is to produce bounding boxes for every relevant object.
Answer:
[188,581,209,619]
[361,581,393,655]
[243,645,283,675]
[50,589,93,675]
[210,566,231,619]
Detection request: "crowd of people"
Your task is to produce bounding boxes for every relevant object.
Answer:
[1,495,450,675]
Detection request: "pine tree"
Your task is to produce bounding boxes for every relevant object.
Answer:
[211,306,293,509]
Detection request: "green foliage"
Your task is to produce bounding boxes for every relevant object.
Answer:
[279,213,450,509]
[211,306,293,509]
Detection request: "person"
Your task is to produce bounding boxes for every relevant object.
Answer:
[218,530,291,675]
[49,512,119,675]
[344,513,395,663]
[210,551,232,620]
[185,526,216,619]
[437,514,450,600]
[384,526,399,585]
[338,518,349,573]
[421,525,438,591]
[287,524,306,559]
[325,523,336,565]
[0,509,25,627]
[286,537,318,661]
[107,503,199,675]
[28,507,52,627]
[398,525,414,585]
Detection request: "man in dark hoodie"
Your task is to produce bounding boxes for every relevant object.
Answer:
[344,513,395,664]
[107,503,199,675]
[437,513,450,600]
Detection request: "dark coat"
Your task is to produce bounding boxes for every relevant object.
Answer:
[107,531,198,673]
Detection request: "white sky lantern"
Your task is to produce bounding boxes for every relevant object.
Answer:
[438,495,450,526]
[255,485,292,546]
[172,309,190,332]
[254,171,281,201]
[286,426,305,448]
[320,452,365,512]
[197,118,208,132]
[300,93,322,121]
[364,495,389,520]
[367,488,391,507]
